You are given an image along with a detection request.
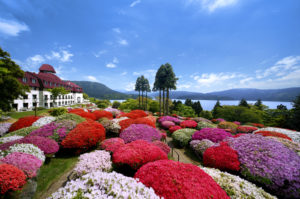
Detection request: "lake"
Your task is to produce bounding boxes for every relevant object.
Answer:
[110,99,293,111]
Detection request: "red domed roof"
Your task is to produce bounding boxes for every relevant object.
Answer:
[39,64,56,73]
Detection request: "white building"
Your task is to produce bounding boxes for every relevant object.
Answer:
[13,64,83,111]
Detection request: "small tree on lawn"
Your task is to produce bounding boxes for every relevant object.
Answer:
[192,101,203,116]
[49,87,69,107]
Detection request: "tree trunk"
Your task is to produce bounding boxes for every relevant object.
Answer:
[145,92,148,111]
[138,90,141,108]
[162,88,165,115]
[159,89,161,116]
[166,88,169,115]
[141,91,144,110]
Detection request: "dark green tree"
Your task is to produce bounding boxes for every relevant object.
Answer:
[192,101,203,116]
[0,47,28,112]
[254,99,263,110]
[184,99,193,107]
[212,100,222,118]
[135,77,142,108]
[164,63,178,115]
[277,104,287,111]
[153,65,166,115]
[142,77,151,111]
[291,95,300,131]
[140,75,146,108]
[239,98,250,108]
[112,101,121,109]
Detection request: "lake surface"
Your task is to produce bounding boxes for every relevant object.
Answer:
[110,99,293,111]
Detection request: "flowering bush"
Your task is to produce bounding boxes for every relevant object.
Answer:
[268,137,300,154]
[98,118,121,134]
[247,123,264,128]
[190,139,215,158]
[203,142,240,172]
[254,127,300,143]
[73,150,112,177]
[193,117,212,123]
[227,134,300,198]
[192,128,233,143]
[32,116,56,127]
[144,115,156,124]
[134,160,230,199]
[236,125,258,134]
[9,116,41,132]
[152,141,170,154]
[104,107,122,117]
[0,135,23,144]
[172,128,197,147]
[212,118,225,124]
[158,116,181,124]
[119,118,134,132]
[49,171,160,199]
[133,117,156,128]
[61,120,105,151]
[120,124,162,143]
[218,121,238,133]
[93,110,113,120]
[71,111,97,120]
[180,120,197,128]
[2,126,39,137]
[0,123,12,136]
[0,164,26,194]
[254,130,292,141]
[120,110,148,119]
[196,121,217,130]
[233,121,241,125]
[7,143,45,162]
[169,125,182,133]
[100,138,125,153]
[55,113,86,124]
[202,167,277,199]
[20,136,59,154]
[161,121,175,129]
[1,152,42,178]
[113,140,168,170]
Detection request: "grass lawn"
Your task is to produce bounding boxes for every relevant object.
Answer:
[33,156,78,199]
[7,109,49,119]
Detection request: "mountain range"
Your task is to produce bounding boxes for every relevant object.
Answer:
[73,81,300,102]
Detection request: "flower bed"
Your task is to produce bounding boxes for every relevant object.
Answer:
[2,126,39,137]
[212,118,225,124]
[119,118,135,132]
[20,136,59,155]
[254,127,300,143]
[71,111,97,120]
[227,134,300,198]
[203,142,240,172]
[190,139,214,158]
[73,150,112,177]
[158,116,181,124]
[0,135,24,144]
[192,128,233,143]
[218,121,238,133]
[55,113,86,124]
[100,138,125,153]
[134,160,230,199]
[104,107,122,117]
[120,124,162,143]
[196,121,217,130]
[202,167,277,199]
[9,116,41,132]
[161,121,175,129]
[133,117,156,128]
[180,120,197,128]
[0,123,12,136]
[236,125,258,134]
[0,164,26,194]
[152,140,170,154]
[268,137,300,154]
[49,171,160,199]
[32,116,56,127]
[98,118,121,134]
[193,117,212,123]
[119,110,148,119]
[172,128,197,147]
[6,143,45,162]
[112,140,168,170]
[61,121,105,152]
[254,130,292,141]
[93,110,113,120]
[169,125,182,133]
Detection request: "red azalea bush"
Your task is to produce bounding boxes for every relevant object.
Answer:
[133,117,156,128]
[254,130,292,141]
[134,160,230,199]
[112,140,168,170]
[250,123,264,128]
[144,116,156,124]
[180,120,197,128]
[72,111,97,121]
[152,141,170,154]
[169,125,182,134]
[236,126,258,134]
[100,138,125,153]
[203,142,240,172]
[119,110,147,119]
[9,116,41,132]
[234,133,246,138]
[93,110,113,120]
[0,163,27,194]
[61,121,105,151]
[119,119,135,132]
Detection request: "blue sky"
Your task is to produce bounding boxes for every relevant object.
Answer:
[0,0,300,93]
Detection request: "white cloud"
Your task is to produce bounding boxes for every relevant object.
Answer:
[194,72,239,86]
[0,18,29,36]
[130,0,141,7]
[45,49,73,62]
[133,69,156,78]
[125,82,135,91]
[86,75,98,82]
[113,28,121,34]
[177,84,192,89]
[94,50,107,58]
[187,0,238,12]
[61,50,74,62]
[118,39,128,46]
[240,77,253,84]
[121,72,127,76]
[106,63,117,68]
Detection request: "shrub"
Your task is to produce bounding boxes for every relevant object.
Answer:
[172,128,197,147]
[202,167,277,199]
[32,116,56,127]
[112,140,168,170]
[161,121,175,129]
[193,117,212,123]
[254,127,300,143]
[236,125,258,134]
[100,138,125,153]
[49,107,67,116]
[196,121,217,130]
[192,128,233,143]
[203,142,240,172]
[119,118,135,132]
[158,116,180,124]
[254,130,292,141]
[6,143,45,162]
[104,107,122,117]
[169,125,182,134]
[227,134,300,198]
[268,137,300,154]
[98,119,121,134]
[73,150,112,177]
[152,141,170,154]
[9,116,41,132]
[0,164,26,194]
[0,123,12,136]
[133,117,156,128]
[112,101,121,109]
[180,120,197,128]
[3,126,39,137]
[55,113,86,124]
[49,171,160,199]
[1,152,42,178]
[134,160,230,199]
[93,110,113,120]
[199,111,213,120]
[0,135,23,144]
[120,124,162,143]
[120,110,147,119]
[61,121,105,151]
[72,111,97,120]
[190,139,215,158]
[218,121,238,133]
[20,136,59,154]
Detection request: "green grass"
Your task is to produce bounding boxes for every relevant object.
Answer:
[7,109,49,119]
[33,156,78,199]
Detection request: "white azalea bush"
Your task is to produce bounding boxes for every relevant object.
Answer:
[0,135,24,144]
[32,116,56,127]
[202,167,277,199]
[254,127,300,143]
[6,143,45,162]
[73,150,112,177]
[48,171,161,199]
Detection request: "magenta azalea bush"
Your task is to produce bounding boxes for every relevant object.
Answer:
[120,124,162,143]
[192,128,233,143]
[161,121,175,129]
[227,134,300,199]
[100,138,125,153]
[158,116,181,124]
[0,152,42,178]
[152,141,170,154]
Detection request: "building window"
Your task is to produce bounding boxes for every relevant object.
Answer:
[23,95,28,99]
[44,95,48,100]
[31,79,36,83]
[23,103,28,108]
[22,77,27,83]
[50,95,53,99]
[33,95,37,99]
[50,82,52,86]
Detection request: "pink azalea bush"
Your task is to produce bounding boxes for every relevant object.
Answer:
[100,138,125,153]
[120,124,162,143]
[192,128,233,143]
[161,121,175,129]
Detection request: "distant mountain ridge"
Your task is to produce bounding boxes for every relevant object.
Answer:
[74,81,300,102]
